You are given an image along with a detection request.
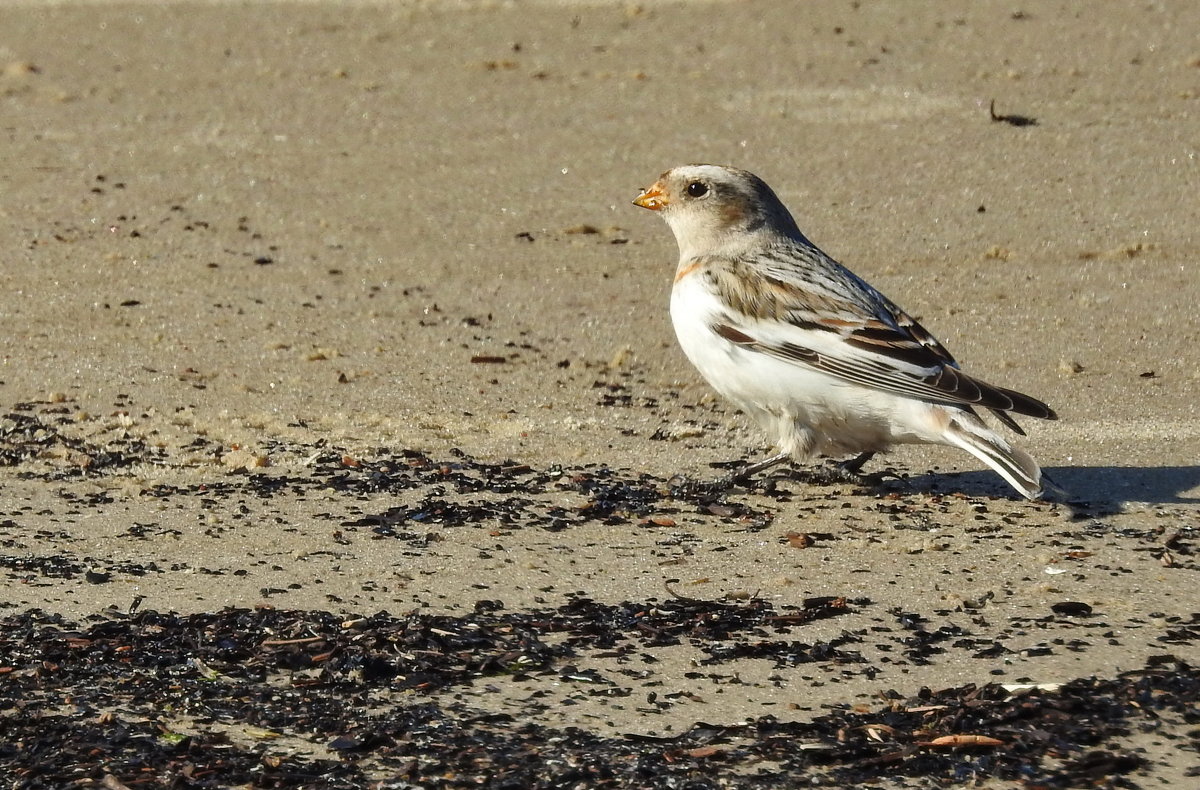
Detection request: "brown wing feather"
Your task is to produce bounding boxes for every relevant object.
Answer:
[704,250,1056,426]
[713,321,1057,423]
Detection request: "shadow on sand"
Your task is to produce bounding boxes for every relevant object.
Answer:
[895,465,1200,510]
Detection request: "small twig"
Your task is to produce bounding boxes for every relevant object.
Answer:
[260,636,325,647]
[662,579,706,603]
[989,99,1038,127]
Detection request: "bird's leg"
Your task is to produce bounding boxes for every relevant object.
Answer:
[838,451,875,475]
[819,451,875,484]
[823,451,900,486]
[724,451,791,486]
[677,451,892,502]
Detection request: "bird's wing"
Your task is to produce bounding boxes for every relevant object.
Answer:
[705,248,1056,423]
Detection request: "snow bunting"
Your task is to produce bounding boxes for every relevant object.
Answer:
[633,164,1057,499]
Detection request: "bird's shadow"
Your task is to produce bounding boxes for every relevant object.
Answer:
[895,465,1200,512]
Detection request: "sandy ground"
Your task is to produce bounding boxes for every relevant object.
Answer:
[1,0,1198,786]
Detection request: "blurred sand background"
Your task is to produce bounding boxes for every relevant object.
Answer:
[1,0,1198,784]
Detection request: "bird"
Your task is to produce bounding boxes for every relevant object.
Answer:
[632,164,1057,500]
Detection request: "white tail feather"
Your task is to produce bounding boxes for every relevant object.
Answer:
[944,416,1043,500]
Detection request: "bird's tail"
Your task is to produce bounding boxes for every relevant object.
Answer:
[943,414,1044,500]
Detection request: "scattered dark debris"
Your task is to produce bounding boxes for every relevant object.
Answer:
[1156,527,1200,570]
[0,553,85,581]
[0,604,1194,788]
[130,448,781,538]
[0,409,1186,564]
[889,607,973,664]
[0,554,163,583]
[4,411,1197,782]
[83,567,112,584]
[1051,601,1095,618]
[989,99,1038,127]
[0,410,167,475]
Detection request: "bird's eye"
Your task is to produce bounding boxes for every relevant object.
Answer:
[686,181,709,198]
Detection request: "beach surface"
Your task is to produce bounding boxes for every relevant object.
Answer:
[1,1,1197,786]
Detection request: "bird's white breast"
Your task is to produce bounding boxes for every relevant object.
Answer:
[669,270,744,398]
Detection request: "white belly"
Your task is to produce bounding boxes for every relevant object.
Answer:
[670,274,934,458]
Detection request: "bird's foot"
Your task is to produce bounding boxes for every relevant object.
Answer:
[671,452,900,501]
[783,453,901,490]
[670,452,791,502]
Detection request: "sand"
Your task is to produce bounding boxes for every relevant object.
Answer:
[1,0,1197,785]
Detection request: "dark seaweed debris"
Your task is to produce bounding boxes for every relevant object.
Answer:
[195,448,777,536]
[1,603,1196,789]
[0,409,167,475]
[0,404,784,531]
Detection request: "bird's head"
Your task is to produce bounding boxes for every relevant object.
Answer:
[634,164,803,258]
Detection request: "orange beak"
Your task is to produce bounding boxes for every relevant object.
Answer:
[633,182,668,211]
